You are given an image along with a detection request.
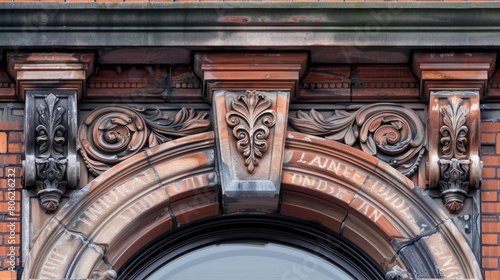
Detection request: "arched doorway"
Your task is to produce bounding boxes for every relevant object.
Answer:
[22,132,481,279]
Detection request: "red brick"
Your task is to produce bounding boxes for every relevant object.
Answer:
[0,178,22,190]
[496,134,500,154]
[483,202,500,213]
[483,246,500,257]
[8,132,23,143]
[0,132,6,154]
[482,122,500,132]
[2,167,20,179]
[482,180,500,190]
[0,246,20,257]
[0,222,20,233]
[482,257,499,269]
[0,155,21,166]
[483,156,500,166]
[483,222,500,232]
[483,167,497,178]
[3,234,20,245]
[481,133,496,144]
[7,143,22,153]
[2,257,19,268]
[485,270,500,280]
[482,191,498,202]
[0,202,21,213]
[0,271,16,280]
[483,234,499,245]
[3,191,20,201]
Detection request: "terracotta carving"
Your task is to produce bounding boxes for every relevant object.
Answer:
[226,90,277,173]
[289,103,426,177]
[79,106,210,175]
[438,96,470,213]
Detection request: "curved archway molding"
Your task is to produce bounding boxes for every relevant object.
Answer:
[23,132,481,280]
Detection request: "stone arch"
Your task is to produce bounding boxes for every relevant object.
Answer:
[23,132,481,279]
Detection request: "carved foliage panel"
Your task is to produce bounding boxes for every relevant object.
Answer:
[288,104,426,178]
[429,91,481,213]
[213,90,289,213]
[78,106,211,176]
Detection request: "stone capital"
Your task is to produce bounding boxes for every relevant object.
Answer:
[412,52,496,100]
[7,52,95,101]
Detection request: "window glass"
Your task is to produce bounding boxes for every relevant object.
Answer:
[147,242,355,280]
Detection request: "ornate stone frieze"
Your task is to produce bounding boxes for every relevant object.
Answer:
[78,106,211,175]
[24,91,78,213]
[226,90,277,173]
[288,103,426,177]
[429,92,480,213]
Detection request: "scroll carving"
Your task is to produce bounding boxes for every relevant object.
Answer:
[438,96,470,213]
[289,104,426,177]
[34,94,68,212]
[79,106,210,175]
[226,90,277,173]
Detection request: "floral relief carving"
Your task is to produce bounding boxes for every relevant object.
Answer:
[438,96,470,213]
[288,103,426,177]
[225,90,277,173]
[79,106,211,175]
[34,93,68,212]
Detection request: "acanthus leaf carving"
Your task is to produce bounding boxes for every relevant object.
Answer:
[79,106,211,176]
[438,96,470,213]
[225,90,277,173]
[34,93,68,213]
[289,104,426,177]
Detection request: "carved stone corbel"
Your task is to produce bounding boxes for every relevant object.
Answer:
[429,92,480,213]
[8,53,94,212]
[413,52,496,213]
[195,53,307,213]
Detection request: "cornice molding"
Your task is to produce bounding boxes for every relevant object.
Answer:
[1,4,500,47]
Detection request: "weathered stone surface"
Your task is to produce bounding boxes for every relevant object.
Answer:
[280,190,347,233]
[281,171,354,207]
[342,213,403,270]
[214,90,289,213]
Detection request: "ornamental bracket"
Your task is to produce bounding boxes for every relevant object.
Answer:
[413,52,496,213]
[8,53,94,212]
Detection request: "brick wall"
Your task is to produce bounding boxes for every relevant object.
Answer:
[481,121,500,280]
[0,105,23,280]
